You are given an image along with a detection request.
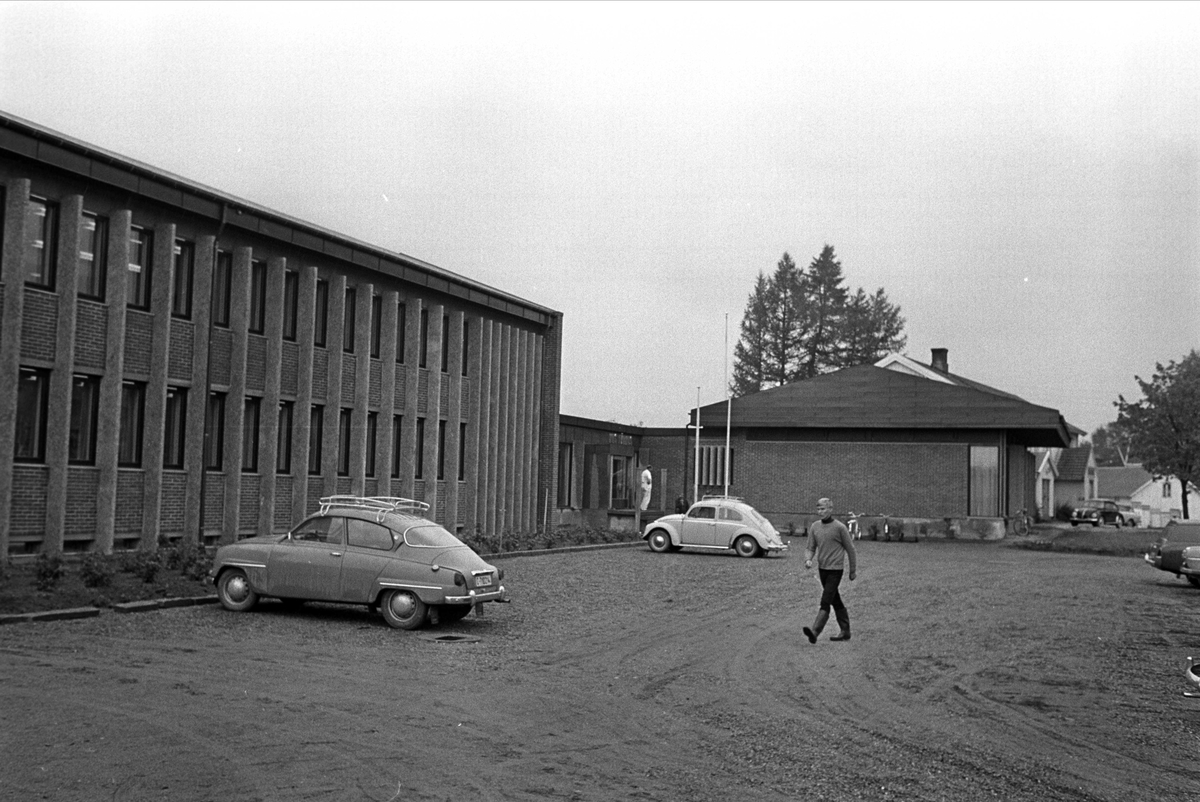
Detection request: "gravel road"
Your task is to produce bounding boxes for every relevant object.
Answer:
[1,538,1198,801]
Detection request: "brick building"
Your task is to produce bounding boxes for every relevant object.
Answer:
[0,111,561,556]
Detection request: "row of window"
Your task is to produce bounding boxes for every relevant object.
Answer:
[15,367,467,481]
[12,193,469,373]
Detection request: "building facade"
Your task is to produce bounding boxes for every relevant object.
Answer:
[0,113,561,556]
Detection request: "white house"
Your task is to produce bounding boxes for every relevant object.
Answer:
[1096,464,1200,528]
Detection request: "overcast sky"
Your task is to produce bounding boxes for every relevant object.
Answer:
[2,1,1197,434]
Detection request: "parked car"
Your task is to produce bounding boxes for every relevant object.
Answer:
[209,496,508,629]
[1069,498,1136,528]
[643,495,788,558]
[1144,521,1200,588]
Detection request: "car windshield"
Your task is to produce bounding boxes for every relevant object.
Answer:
[403,524,466,549]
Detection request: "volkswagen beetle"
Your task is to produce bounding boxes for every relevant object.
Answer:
[209,496,508,629]
[642,495,788,558]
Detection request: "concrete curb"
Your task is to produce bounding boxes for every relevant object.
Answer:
[483,540,645,561]
[1,595,219,625]
[1,606,101,626]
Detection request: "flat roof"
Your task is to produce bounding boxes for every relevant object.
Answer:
[0,109,559,327]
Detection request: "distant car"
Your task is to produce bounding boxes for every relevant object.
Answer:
[1144,521,1200,588]
[643,496,788,558]
[209,496,508,629]
[1069,498,1136,528]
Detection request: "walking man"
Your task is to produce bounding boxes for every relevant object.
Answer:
[803,498,857,643]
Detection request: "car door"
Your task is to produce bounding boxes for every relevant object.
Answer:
[679,505,718,546]
[1102,501,1119,525]
[266,516,346,601]
[339,518,399,603]
[713,506,745,548]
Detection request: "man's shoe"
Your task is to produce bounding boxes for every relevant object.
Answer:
[830,631,851,642]
[802,627,817,644]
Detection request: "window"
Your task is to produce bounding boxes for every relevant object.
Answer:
[314,280,329,347]
[276,401,293,473]
[164,387,188,469]
[78,212,108,300]
[458,422,467,481]
[212,250,232,327]
[242,397,261,472]
[440,314,450,373]
[419,308,429,368]
[25,197,58,289]
[292,516,344,545]
[610,455,630,509]
[968,446,999,517]
[203,392,225,471]
[68,374,101,464]
[337,408,352,475]
[437,419,447,480]
[14,368,50,461]
[462,319,470,376]
[343,287,356,353]
[557,442,574,508]
[396,302,406,364]
[697,445,734,487]
[415,417,425,479]
[346,519,394,550]
[1164,482,1172,498]
[391,414,403,478]
[370,295,382,358]
[719,507,744,522]
[127,225,153,309]
[282,270,298,341]
[172,239,194,319]
[308,405,324,475]
[248,259,267,334]
[687,505,716,520]
[118,381,145,467]
[366,412,378,477]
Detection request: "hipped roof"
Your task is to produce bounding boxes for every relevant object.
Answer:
[693,364,1071,447]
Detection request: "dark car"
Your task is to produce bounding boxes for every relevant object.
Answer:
[209,496,508,629]
[1069,498,1135,528]
[1145,521,1200,588]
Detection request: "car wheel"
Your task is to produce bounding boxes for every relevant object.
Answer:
[217,569,259,613]
[1070,522,1078,527]
[1115,517,1124,528]
[647,530,672,553]
[437,604,473,624]
[380,589,428,630]
[734,535,761,559]
[1091,520,1100,527]
[1187,575,1200,589]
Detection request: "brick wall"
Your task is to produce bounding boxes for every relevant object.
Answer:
[246,336,266,392]
[20,290,56,362]
[280,341,298,395]
[64,468,99,535]
[74,301,107,370]
[11,466,48,534]
[168,319,193,382]
[116,470,144,534]
[124,311,153,374]
[161,472,188,534]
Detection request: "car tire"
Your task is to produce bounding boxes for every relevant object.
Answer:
[1071,522,1078,527]
[647,530,673,553]
[734,535,761,558]
[1115,517,1124,528]
[1091,520,1100,527]
[217,569,259,613]
[1187,575,1200,589]
[380,589,428,630]
[437,604,473,624]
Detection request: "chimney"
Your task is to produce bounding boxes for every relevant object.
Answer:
[930,348,949,373]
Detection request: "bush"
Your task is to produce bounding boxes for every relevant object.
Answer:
[120,548,161,584]
[1055,502,1074,522]
[34,552,66,592]
[79,551,114,588]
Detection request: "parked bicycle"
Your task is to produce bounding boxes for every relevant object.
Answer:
[1009,508,1032,536]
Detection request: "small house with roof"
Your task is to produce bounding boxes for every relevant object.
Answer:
[1050,445,1098,513]
[1097,463,1200,528]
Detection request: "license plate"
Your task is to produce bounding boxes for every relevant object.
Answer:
[475,575,492,587]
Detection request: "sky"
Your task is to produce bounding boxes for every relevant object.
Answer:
[1,1,1197,435]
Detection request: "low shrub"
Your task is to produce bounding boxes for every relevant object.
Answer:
[34,551,66,592]
[120,548,161,584]
[79,550,114,588]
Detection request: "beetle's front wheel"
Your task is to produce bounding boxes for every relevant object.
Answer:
[647,530,672,553]
[380,589,428,630]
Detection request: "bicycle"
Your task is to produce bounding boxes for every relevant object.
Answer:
[1009,508,1032,537]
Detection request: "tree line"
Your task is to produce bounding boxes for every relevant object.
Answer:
[730,245,906,397]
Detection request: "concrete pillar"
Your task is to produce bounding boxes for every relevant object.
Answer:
[350,282,373,495]
[183,235,216,543]
[257,256,286,534]
[290,265,318,523]
[94,209,132,553]
[0,179,31,556]
[221,246,252,542]
[423,303,444,519]
[444,309,464,530]
[497,324,513,533]
[530,333,545,530]
[397,297,420,499]
[43,194,83,553]
[375,290,399,498]
[484,321,502,536]
[463,315,484,535]
[321,274,346,496]
[140,223,176,546]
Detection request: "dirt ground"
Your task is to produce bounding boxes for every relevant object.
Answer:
[1,537,1198,802]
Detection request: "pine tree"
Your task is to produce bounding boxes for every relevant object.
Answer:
[798,245,848,378]
[730,271,771,396]
[841,287,907,365]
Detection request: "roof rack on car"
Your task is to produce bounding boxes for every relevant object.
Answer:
[319,496,430,518]
[701,494,743,502]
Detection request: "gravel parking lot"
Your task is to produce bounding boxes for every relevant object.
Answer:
[2,537,1198,801]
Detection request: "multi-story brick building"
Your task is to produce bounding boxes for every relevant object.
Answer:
[0,111,561,556]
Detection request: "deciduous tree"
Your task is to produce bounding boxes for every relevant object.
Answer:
[1116,351,1200,519]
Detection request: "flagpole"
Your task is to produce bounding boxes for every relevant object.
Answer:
[693,386,701,505]
[724,313,731,498]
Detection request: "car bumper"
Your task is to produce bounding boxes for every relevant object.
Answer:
[444,586,509,604]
